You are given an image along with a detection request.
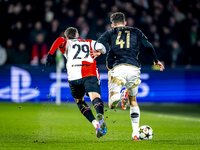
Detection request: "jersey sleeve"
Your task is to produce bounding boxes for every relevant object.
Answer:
[137,29,158,63]
[48,37,66,55]
[91,40,106,54]
[96,31,110,49]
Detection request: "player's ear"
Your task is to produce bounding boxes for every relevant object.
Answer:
[77,33,79,38]
[111,24,115,28]
[124,21,127,26]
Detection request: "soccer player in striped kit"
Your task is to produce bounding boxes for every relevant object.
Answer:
[45,27,107,138]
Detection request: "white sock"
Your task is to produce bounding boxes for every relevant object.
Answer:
[130,106,140,137]
[92,119,99,129]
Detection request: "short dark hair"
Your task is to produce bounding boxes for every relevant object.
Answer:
[110,12,125,25]
[64,27,78,39]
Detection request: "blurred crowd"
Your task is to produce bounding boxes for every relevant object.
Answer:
[0,0,200,68]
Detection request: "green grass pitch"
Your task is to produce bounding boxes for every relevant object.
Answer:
[0,102,200,150]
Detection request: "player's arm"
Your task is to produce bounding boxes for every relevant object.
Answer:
[45,37,66,67]
[91,40,107,59]
[94,31,110,52]
[140,32,164,71]
[141,39,158,63]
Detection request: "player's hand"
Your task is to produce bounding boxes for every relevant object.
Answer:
[154,61,165,71]
[45,53,53,67]
[91,50,101,59]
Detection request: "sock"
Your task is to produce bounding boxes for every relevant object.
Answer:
[92,119,99,129]
[77,101,95,123]
[92,97,104,115]
[130,106,140,137]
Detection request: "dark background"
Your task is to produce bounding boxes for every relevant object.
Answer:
[0,0,200,68]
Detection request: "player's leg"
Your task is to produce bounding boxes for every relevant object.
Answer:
[69,78,102,137]
[108,70,125,109]
[74,97,103,138]
[88,92,107,135]
[74,97,96,124]
[84,76,107,136]
[124,66,141,141]
[89,92,104,115]
[128,87,140,141]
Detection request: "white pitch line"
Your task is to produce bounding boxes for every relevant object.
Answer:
[158,114,200,122]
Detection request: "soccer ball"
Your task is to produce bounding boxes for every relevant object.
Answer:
[138,125,153,140]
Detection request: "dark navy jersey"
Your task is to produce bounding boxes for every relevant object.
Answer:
[97,26,158,70]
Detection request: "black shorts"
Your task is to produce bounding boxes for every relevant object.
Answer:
[69,76,101,99]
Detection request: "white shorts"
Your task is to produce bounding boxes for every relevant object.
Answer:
[108,65,141,96]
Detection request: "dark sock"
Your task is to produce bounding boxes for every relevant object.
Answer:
[77,101,95,123]
[92,97,104,115]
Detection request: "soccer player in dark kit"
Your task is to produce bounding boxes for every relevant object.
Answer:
[93,12,164,141]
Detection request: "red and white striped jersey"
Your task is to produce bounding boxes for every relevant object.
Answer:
[48,37,104,81]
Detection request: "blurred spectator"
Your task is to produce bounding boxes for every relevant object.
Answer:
[190,23,199,46]
[67,9,76,27]
[13,42,30,64]
[47,19,62,48]
[172,6,186,23]
[11,2,23,26]
[96,2,107,18]
[152,40,171,66]
[44,0,54,8]
[1,0,200,67]
[184,23,200,66]
[76,16,86,28]
[10,20,28,48]
[86,10,96,39]
[79,23,90,39]
[57,7,71,28]
[146,24,159,43]
[79,2,88,16]
[170,40,183,68]
[133,0,149,10]
[191,39,200,65]
[30,33,48,66]
[29,21,47,46]
[140,15,153,35]
[192,1,200,20]
[44,6,55,24]
[95,18,105,39]
[140,10,148,24]
[127,17,135,27]
[5,38,16,64]
[20,3,35,30]
[160,25,173,47]
[86,10,94,26]
[168,16,180,35]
